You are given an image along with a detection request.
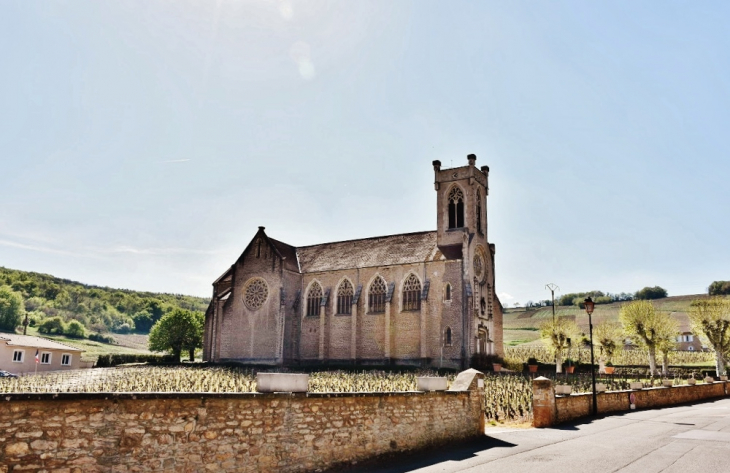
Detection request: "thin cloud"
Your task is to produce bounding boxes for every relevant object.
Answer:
[0,239,83,257]
[290,41,316,80]
[161,159,191,163]
[105,246,221,256]
[499,292,514,301]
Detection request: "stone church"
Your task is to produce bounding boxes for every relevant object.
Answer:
[203,155,503,369]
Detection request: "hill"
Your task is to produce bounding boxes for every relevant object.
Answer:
[503,294,730,347]
[0,266,210,336]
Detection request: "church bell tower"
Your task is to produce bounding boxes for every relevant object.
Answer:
[432,154,496,359]
[432,154,489,253]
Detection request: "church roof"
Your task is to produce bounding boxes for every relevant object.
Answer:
[296,231,438,273]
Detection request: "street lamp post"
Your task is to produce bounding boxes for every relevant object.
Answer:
[584,297,597,417]
[545,283,559,324]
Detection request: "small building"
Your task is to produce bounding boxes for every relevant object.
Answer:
[675,332,703,352]
[0,333,83,374]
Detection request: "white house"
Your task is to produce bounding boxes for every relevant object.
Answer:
[0,333,83,374]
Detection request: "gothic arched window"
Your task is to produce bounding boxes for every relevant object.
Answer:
[476,189,483,234]
[448,186,464,229]
[444,283,452,301]
[336,279,354,315]
[402,274,421,311]
[445,327,452,346]
[306,282,323,317]
[368,277,387,313]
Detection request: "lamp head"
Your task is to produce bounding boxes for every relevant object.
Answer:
[584,297,595,315]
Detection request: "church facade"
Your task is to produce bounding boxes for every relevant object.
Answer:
[203,155,503,369]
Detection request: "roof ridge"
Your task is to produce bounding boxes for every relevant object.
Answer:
[0,333,83,351]
[296,230,436,249]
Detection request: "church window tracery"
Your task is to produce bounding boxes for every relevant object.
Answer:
[447,186,464,229]
[368,277,386,313]
[336,280,354,315]
[402,274,421,311]
[306,282,323,317]
[243,278,268,311]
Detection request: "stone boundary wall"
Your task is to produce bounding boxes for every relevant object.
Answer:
[533,376,729,427]
[0,371,484,472]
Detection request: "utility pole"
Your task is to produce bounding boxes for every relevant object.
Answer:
[545,283,559,324]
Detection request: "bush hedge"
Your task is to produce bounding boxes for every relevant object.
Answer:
[95,353,178,367]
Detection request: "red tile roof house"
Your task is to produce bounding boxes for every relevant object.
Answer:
[0,333,83,374]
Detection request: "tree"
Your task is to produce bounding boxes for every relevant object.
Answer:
[688,297,730,376]
[132,310,155,333]
[619,300,678,375]
[37,316,66,335]
[0,285,24,332]
[65,320,87,338]
[148,309,204,362]
[634,286,668,300]
[708,281,730,296]
[593,321,624,366]
[540,317,580,373]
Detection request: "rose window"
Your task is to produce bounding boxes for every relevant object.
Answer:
[243,278,269,310]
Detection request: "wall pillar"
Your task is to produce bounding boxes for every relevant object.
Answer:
[532,376,557,428]
[351,304,358,361]
[384,301,391,360]
[318,305,326,361]
[420,299,428,360]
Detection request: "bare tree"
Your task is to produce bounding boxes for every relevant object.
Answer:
[594,321,624,370]
[619,300,678,376]
[540,317,579,374]
[688,297,730,377]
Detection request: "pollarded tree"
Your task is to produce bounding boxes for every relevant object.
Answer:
[593,321,624,366]
[540,317,580,373]
[0,286,24,332]
[619,300,678,376]
[149,309,204,362]
[688,297,730,376]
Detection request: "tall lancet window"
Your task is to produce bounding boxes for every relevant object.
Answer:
[336,280,354,315]
[306,282,323,317]
[368,277,387,313]
[402,274,422,311]
[476,189,483,234]
[448,186,464,229]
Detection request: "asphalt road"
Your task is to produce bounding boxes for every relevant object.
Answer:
[361,397,730,473]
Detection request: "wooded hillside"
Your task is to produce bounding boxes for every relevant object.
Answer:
[0,267,209,335]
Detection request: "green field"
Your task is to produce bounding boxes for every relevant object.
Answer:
[503,294,730,343]
[23,327,152,362]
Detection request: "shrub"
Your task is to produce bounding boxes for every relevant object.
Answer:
[65,320,87,338]
[88,332,116,344]
[114,323,133,334]
[37,316,66,334]
[470,353,503,372]
[709,281,730,296]
[635,286,668,300]
[95,353,178,368]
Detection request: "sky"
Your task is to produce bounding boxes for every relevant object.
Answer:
[1,1,729,305]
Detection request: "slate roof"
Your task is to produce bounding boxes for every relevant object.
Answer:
[296,231,438,273]
[0,333,83,352]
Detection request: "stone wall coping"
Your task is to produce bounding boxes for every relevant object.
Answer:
[0,390,468,402]
[556,381,727,398]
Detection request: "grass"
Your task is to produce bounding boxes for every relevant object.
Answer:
[503,328,541,347]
